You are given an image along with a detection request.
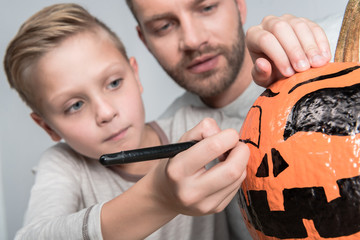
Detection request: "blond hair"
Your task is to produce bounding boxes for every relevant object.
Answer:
[4,3,128,113]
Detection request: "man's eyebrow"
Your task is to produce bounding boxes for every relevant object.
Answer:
[187,0,208,9]
[144,12,174,24]
[142,0,208,27]
[192,0,207,5]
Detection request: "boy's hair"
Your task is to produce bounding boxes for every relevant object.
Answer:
[4,3,128,114]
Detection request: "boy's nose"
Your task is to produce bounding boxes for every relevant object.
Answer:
[95,99,117,125]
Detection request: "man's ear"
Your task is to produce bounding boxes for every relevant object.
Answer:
[137,25,148,49]
[30,112,62,142]
[235,0,247,25]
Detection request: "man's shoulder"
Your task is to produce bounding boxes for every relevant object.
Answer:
[159,91,204,119]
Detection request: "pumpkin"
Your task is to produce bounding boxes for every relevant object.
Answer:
[238,0,360,239]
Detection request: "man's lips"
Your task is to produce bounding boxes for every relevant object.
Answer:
[187,54,219,74]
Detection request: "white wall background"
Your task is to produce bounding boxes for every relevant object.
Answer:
[0,0,347,239]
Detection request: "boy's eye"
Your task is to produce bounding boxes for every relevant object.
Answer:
[66,101,84,114]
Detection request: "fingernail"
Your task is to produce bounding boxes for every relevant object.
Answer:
[255,63,262,73]
[322,51,331,59]
[285,67,295,76]
[295,60,309,70]
[311,54,323,65]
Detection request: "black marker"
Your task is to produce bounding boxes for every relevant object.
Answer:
[99,141,198,166]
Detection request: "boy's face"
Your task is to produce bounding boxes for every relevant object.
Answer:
[133,0,247,98]
[31,31,146,159]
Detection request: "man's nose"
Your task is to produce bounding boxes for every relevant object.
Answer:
[179,17,209,51]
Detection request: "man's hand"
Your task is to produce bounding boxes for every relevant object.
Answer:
[246,14,331,87]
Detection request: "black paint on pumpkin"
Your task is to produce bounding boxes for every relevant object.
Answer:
[238,175,360,238]
[288,65,360,94]
[256,154,269,177]
[284,83,360,140]
[271,148,289,177]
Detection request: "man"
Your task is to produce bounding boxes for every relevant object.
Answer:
[126,0,330,114]
[125,0,331,239]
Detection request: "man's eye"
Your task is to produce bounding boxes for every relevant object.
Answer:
[66,101,84,114]
[159,23,171,31]
[155,22,173,35]
[108,79,122,89]
[202,4,217,13]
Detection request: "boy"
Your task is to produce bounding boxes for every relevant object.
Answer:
[4,3,248,239]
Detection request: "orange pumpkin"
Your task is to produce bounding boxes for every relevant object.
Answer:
[238,0,360,239]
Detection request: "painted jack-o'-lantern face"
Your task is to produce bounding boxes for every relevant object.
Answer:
[238,62,360,239]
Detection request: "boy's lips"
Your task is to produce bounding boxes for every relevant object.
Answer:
[104,127,129,142]
[187,54,219,74]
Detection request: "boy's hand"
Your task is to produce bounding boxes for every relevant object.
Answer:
[153,118,249,216]
[101,118,248,239]
[246,14,331,87]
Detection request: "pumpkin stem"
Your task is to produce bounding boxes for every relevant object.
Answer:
[334,0,360,62]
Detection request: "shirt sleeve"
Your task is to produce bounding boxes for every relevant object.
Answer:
[14,144,104,240]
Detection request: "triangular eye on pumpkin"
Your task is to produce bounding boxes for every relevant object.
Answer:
[256,149,289,178]
[256,154,269,177]
[271,148,289,177]
[238,0,360,239]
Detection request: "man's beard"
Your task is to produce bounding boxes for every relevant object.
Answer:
[162,23,245,98]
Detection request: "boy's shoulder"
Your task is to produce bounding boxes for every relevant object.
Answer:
[34,142,87,174]
[41,142,80,160]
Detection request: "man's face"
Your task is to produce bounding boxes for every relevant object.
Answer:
[133,0,246,98]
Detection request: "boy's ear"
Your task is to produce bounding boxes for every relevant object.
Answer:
[129,57,143,93]
[30,112,62,142]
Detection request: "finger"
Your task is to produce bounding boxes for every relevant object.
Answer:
[178,118,221,143]
[261,15,311,72]
[209,173,245,213]
[246,25,295,78]
[197,142,249,194]
[286,16,330,67]
[184,143,249,215]
[187,175,244,215]
[306,20,332,64]
[170,128,240,177]
[203,148,248,213]
[251,58,275,87]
